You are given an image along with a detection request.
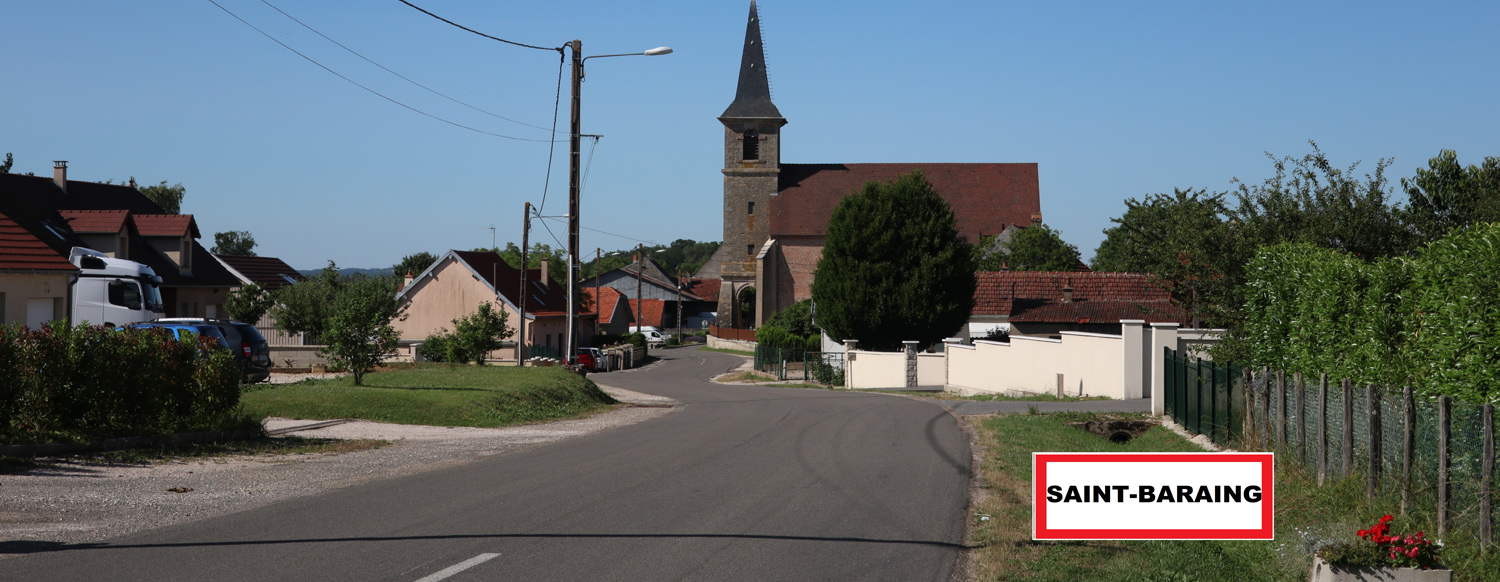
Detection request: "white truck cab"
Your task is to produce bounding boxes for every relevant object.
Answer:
[69,247,165,327]
[629,326,668,346]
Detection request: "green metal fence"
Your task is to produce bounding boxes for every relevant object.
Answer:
[1163,347,1245,447]
[528,346,561,360]
[753,346,845,386]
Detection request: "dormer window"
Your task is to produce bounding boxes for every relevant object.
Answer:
[742,129,759,161]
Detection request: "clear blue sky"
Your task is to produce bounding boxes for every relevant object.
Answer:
[4,1,1498,270]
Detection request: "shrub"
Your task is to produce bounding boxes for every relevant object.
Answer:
[1,324,243,441]
[446,302,513,365]
[765,299,817,337]
[417,332,452,363]
[623,332,648,353]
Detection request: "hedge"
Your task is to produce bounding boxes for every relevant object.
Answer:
[0,323,244,441]
[1242,223,1500,402]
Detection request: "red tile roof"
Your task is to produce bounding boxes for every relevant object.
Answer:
[215,255,307,291]
[447,250,593,320]
[974,271,1185,325]
[59,209,131,234]
[633,298,667,327]
[0,212,77,271]
[683,277,721,301]
[133,214,199,238]
[771,163,1041,240]
[583,287,628,324]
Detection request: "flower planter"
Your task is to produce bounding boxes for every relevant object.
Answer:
[1311,556,1451,582]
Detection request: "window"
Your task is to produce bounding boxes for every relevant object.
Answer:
[742,129,759,160]
[747,201,755,215]
[108,281,143,310]
[747,244,755,256]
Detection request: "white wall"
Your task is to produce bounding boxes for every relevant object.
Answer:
[847,350,907,389]
[916,353,945,386]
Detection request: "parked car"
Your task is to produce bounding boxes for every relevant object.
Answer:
[127,322,232,353]
[577,347,606,371]
[156,318,271,383]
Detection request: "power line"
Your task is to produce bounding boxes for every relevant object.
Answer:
[542,216,658,246]
[257,0,559,134]
[537,53,565,213]
[579,135,600,197]
[206,0,561,143]
[395,0,560,53]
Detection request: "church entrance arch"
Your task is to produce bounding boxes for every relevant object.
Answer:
[736,286,756,329]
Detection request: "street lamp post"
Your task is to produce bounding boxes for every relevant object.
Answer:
[564,41,672,366]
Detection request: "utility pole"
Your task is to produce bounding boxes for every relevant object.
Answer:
[594,247,602,336]
[634,244,643,332]
[565,38,583,366]
[518,202,530,366]
[676,268,684,342]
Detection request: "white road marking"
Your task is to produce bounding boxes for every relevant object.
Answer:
[415,553,500,582]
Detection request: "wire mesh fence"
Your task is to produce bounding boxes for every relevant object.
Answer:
[1239,368,1497,547]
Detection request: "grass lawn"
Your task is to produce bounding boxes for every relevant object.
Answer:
[241,364,619,428]
[970,413,1499,581]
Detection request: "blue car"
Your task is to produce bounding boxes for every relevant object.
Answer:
[127,322,232,352]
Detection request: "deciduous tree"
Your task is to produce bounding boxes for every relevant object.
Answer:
[212,231,257,256]
[224,283,275,324]
[392,252,437,278]
[138,180,187,214]
[1401,149,1500,244]
[1003,223,1081,272]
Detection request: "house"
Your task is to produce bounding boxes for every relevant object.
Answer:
[0,210,78,327]
[214,254,309,344]
[394,250,597,361]
[969,271,1187,339]
[0,162,240,320]
[591,257,712,329]
[582,286,633,336]
[698,2,1043,328]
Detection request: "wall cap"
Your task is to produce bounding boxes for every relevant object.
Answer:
[1150,322,1182,329]
[1010,335,1063,344]
[1058,331,1125,340]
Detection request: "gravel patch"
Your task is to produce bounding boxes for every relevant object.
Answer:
[0,385,677,556]
[263,372,349,385]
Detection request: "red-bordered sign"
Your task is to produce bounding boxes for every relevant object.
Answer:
[1033,452,1274,540]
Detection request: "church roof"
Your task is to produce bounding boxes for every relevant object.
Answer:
[720,1,782,120]
[770,163,1041,240]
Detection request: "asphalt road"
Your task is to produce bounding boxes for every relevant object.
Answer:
[1,349,971,581]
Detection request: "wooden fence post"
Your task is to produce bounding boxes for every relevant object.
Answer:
[1401,386,1414,517]
[1367,384,1381,503]
[1318,373,1328,486]
[1295,372,1306,462]
[1438,395,1452,537]
[1342,379,1354,478]
[1482,402,1493,553]
[1275,370,1286,451]
[1242,367,1254,444]
[1262,368,1273,448]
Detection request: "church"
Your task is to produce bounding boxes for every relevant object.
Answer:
[700,1,1044,328]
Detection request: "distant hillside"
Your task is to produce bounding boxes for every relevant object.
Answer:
[295,267,393,278]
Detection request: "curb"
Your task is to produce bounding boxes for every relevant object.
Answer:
[0,429,266,458]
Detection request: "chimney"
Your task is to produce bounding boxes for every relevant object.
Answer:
[538,257,549,287]
[403,271,415,289]
[53,161,68,193]
[1030,213,1043,228]
[1062,278,1074,303]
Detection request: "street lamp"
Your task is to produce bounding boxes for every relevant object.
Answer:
[564,41,672,366]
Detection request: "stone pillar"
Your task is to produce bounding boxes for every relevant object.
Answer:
[1149,323,1180,415]
[903,341,919,388]
[1121,320,1147,400]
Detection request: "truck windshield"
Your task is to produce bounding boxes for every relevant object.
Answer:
[140,277,164,312]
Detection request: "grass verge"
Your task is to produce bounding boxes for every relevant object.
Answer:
[969,413,1500,581]
[923,391,1109,402]
[240,364,619,428]
[698,346,755,357]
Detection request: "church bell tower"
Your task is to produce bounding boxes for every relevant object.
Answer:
[716,0,786,327]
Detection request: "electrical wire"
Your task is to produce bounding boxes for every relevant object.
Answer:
[257,0,559,134]
[395,0,560,53]
[579,135,600,198]
[207,0,562,143]
[536,52,565,213]
[542,216,658,246]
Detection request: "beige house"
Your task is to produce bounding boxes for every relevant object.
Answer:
[394,250,596,361]
[0,211,77,328]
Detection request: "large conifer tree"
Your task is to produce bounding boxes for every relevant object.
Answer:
[811,171,976,351]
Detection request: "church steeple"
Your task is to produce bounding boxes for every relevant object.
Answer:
[720,0,782,120]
